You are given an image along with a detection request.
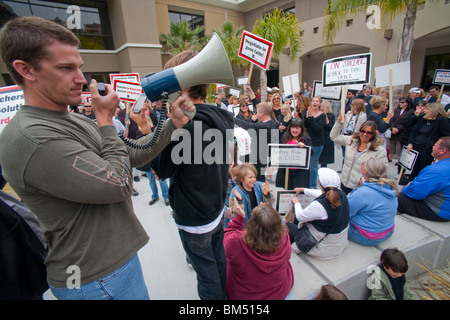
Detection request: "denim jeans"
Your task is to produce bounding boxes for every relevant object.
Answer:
[310,145,323,188]
[49,254,149,300]
[145,171,169,200]
[348,224,394,246]
[178,221,226,300]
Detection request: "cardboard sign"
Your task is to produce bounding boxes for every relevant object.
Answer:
[113,79,143,102]
[109,73,140,84]
[276,191,313,214]
[0,85,24,133]
[313,81,341,101]
[237,77,249,86]
[433,69,450,85]
[374,61,411,87]
[322,53,372,87]
[398,146,419,171]
[268,144,311,169]
[238,30,274,70]
[282,73,300,98]
[229,87,241,98]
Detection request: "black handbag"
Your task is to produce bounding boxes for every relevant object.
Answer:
[294,205,343,253]
[294,223,326,253]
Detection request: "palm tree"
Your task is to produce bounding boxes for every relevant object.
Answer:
[252,8,303,102]
[322,0,437,102]
[160,20,207,56]
[213,21,247,68]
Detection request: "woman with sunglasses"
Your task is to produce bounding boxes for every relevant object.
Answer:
[270,93,283,120]
[331,118,388,194]
[235,98,257,123]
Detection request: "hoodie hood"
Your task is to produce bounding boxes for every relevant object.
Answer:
[193,103,234,134]
[362,182,397,199]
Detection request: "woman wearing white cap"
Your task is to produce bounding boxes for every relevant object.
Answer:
[288,168,350,260]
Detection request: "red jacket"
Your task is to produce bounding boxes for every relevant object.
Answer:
[224,214,294,300]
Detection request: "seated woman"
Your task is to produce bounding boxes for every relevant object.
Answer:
[287,168,350,260]
[347,157,399,246]
[224,199,294,300]
[228,163,274,225]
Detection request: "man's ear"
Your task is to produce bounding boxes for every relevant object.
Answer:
[12,60,36,82]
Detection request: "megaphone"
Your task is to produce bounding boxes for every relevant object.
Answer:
[141,32,235,102]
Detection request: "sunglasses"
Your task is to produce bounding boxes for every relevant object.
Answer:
[359,129,374,136]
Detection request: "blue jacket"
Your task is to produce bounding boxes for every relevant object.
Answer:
[348,182,398,233]
[402,158,450,220]
[230,181,264,225]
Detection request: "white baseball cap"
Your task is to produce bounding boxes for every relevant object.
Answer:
[409,87,421,93]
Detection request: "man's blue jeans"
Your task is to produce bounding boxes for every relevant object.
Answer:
[310,145,323,188]
[145,171,169,200]
[49,254,149,300]
[178,221,226,300]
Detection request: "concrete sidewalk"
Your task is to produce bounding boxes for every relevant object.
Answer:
[44,144,449,300]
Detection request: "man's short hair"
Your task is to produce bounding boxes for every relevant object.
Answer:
[0,16,79,85]
[438,136,450,152]
[257,102,272,116]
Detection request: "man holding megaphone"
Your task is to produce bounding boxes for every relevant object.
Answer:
[151,50,235,300]
[0,16,195,300]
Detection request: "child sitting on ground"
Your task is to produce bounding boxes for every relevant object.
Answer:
[368,248,415,300]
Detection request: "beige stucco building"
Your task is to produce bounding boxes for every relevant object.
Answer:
[0,0,449,94]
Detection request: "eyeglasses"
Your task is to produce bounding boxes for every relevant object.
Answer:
[273,97,280,100]
[399,101,407,104]
[359,129,374,136]
[240,104,248,107]
[84,105,91,107]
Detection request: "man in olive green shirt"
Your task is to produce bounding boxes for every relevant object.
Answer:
[0,17,195,299]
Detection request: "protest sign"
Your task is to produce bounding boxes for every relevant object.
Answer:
[322,53,372,87]
[109,73,140,84]
[432,69,450,85]
[238,30,274,70]
[268,144,311,169]
[0,85,24,133]
[282,74,300,98]
[112,79,143,102]
[313,81,341,101]
[276,191,313,214]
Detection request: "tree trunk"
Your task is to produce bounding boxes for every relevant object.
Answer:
[260,68,268,102]
[392,0,417,102]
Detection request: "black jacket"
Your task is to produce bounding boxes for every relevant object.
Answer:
[0,191,48,299]
[152,104,234,227]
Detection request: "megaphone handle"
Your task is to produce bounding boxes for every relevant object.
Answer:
[167,92,195,120]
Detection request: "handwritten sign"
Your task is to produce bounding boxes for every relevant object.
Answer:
[238,30,274,70]
[398,146,419,171]
[433,69,450,85]
[276,191,313,214]
[113,79,143,102]
[268,144,311,169]
[322,53,372,87]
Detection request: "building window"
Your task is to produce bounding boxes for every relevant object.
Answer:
[313,27,319,34]
[421,53,450,91]
[346,19,353,27]
[1,0,114,50]
[169,10,204,37]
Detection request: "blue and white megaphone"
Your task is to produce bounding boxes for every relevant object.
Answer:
[140,33,235,103]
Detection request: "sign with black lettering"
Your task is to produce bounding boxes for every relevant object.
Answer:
[268,144,311,169]
[238,30,274,70]
[276,191,313,214]
[433,69,450,85]
[322,53,372,87]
